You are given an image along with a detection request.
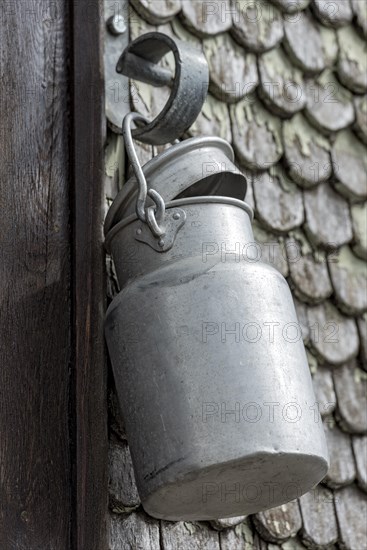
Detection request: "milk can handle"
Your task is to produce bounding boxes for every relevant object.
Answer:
[122,112,166,238]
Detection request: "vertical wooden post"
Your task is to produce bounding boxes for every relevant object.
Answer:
[71,0,108,548]
[0,1,72,547]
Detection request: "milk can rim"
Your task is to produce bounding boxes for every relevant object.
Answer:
[104,136,240,236]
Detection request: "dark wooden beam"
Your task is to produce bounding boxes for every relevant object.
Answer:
[0,1,72,548]
[71,0,108,548]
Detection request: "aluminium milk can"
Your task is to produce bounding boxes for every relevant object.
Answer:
[104,135,329,521]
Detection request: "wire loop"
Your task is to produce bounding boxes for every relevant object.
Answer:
[122,112,166,238]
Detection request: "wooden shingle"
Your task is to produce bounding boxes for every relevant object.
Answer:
[337,26,367,93]
[354,94,367,145]
[108,441,140,512]
[334,362,367,434]
[312,0,353,28]
[258,46,306,117]
[130,0,181,25]
[312,367,337,416]
[323,423,356,488]
[109,512,160,550]
[335,485,367,550]
[283,113,332,187]
[305,70,354,134]
[352,436,367,492]
[307,301,359,365]
[253,500,302,542]
[287,233,333,303]
[328,245,367,315]
[299,487,338,548]
[331,129,367,201]
[253,168,304,232]
[161,521,220,550]
[304,182,353,248]
[231,97,283,169]
[181,0,232,36]
[231,0,284,53]
[283,11,338,73]
[204,33,258,103]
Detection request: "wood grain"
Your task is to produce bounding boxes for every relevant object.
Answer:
[0,1,71,548]
[71,0,108,548]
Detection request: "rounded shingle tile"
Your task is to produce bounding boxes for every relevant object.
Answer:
[304,182,353,248]
[230,97,283,169]
[253,500,302,542]
[286,232,333,303]
[130,6,157,39]
[354,94,367,145]
[220,520,256,549]
[335,485,367,550]
[231,0,284,53]
[307,301,359,365]
[283,113,332,187]
[269,0,310,13]
[171,16,204,43]
[323,423,356,488]
[312,367,336,416]
[188,94,232,142]
[305,69,355,134]
[283,11,338,74]
[357,315,367,371]
[204,33,258,104]
[351,203,367,261]
[331,129,367,201]
[312,0,353,28]
[328,245,367,315]
[130,0,181,25]
[334,361,367,434]
[351,0,367,38]
[253,167,304,232]
[337,25,367,93]
[258,46,306,117]
[299,487,338,548]
[180,0,232,37]
[352,436,367,491]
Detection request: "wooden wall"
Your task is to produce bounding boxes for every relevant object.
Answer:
[0,1,108,548]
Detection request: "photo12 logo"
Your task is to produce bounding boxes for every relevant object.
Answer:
[201,401,335,424]
[201,480,302,506]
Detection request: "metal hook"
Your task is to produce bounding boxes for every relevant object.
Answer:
[117,32,209,145]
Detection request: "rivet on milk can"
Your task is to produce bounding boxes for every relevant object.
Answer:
[104,32,329,521]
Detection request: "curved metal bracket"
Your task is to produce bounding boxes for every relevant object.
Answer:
[135,207,186,252]
[116,32,209,145]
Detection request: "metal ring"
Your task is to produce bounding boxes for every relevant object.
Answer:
[147,189,165,227]
[146,207,165,238]
[116,32,209,145]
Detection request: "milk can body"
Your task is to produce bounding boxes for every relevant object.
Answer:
[105,198,329,521]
